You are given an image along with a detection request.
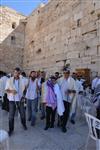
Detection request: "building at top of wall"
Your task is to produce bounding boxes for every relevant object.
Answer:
[0,6,26,73]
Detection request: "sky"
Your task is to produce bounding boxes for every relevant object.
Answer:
[1,0,48,16]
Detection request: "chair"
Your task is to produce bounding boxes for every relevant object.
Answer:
[82,97,92,113]
[85,113,100,150]
[79,93,92,113]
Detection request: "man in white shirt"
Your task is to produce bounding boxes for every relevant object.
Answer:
[59,68,76,133]
[21,72,28,87]
[0,72,9,111]
[70,73,83,124]
[92,75,100,93]
[0,72,4,105]
[38,71,46,120]
[5,68,27,136]
[0,73,8,97]
[26,71,38,126]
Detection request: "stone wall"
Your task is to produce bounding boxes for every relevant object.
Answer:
[0,1,100,76]
[0,6,26,73]
[23,0,100,76]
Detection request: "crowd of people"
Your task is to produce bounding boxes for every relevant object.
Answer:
[0,67,100,137]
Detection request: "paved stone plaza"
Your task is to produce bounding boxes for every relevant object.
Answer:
[0,106,95,150]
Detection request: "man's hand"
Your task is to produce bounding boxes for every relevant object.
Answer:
[12,90,17,95]
[6,89,17,95]
[65,89,76,95]
[65,89,72,95]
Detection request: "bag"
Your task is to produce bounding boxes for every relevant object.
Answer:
[2,93,9,112]
[20,96,27,108]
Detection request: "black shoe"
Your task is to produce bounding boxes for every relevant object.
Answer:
[44,126,49,130]
[57,122,61,127]
[70,120,75,124]
[28,118,31,121]
[50,124,54,128]
[31,122,35,126]
[23,125,27,130]
[40,116,45,120]
[8,131,13,136]
[62,127,67,133]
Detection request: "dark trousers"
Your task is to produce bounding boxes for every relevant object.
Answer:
[9,101,26,132]
[45,106,56,127]
[97,108,100,120]
[2,93,9,112]
[40,103,46,117]
[61,101,71,128]
[0,96,2,106]
[96,108,100,138]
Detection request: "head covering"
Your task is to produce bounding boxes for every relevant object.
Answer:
[63,67,70,73]
[50,76,56,80]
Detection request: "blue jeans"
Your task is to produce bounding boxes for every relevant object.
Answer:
[27,98,38,125]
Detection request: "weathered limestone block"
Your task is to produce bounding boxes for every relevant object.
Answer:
[84,47,97,57]
[74,11,83,21]
[84,37,99,48]
[67,51,79,59]
[81,57,91,65]
[0,6,25,72]
[82,22,97,36]
[94,0,100,10]
[98,46,100,56]
[70,58,82,66]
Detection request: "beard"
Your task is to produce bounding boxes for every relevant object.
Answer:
[14,76,19,80]
[31,77,36,81]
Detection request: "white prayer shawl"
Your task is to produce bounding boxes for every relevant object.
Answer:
[70,79,83,117]
[0,79,2,97]
[92,77,100,90]
[0,76,8,97]
[59,77,76,91]
[67,77,76,91]
[59,76,76,103]
[5,77,26,101]
[21,77,28,87]
[75,80,83,93]
[54,83,65,116]
[70,94,77,117]
[41,81,48,103]
[6,77,26,92]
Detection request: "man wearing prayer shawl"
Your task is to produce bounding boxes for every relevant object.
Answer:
[44,76,64,130]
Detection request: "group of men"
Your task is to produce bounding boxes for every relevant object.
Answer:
[0,67,100,137]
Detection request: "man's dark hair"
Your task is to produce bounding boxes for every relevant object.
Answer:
[50,76,57,80]
[41,71,45,74]
[30,71,35,74]
[3,72,7,76]
[0,71,6,77]
[29,71,36,77]
[63,67,70,74]
[55,72,59,75]
[21,72,26,77]
[14,67,21,72]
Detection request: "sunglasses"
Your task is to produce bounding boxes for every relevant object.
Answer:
[63,71,69,74]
